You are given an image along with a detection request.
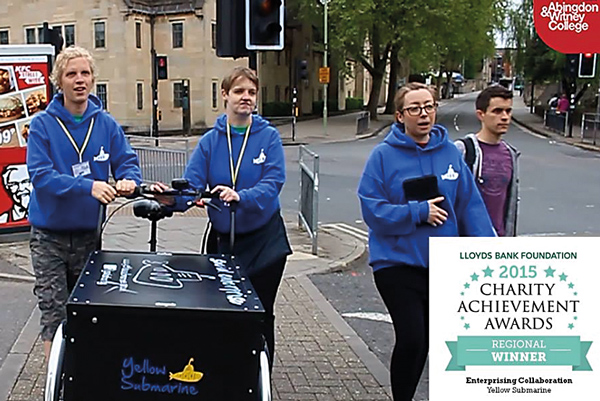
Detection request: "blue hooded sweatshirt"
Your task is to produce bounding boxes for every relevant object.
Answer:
[357,123,495,271]
[27,93,141,231]
[178,113,285,234]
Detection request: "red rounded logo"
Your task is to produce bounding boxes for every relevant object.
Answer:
[534,0,600,52]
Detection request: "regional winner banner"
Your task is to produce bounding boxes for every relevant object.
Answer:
[430,238,598,400]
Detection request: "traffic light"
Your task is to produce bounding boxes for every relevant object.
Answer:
[579,53,597,78]
[565,54,579,78]
[246,0,284,50]
[216,0,249,58]
[41,22,63,56]
[156,55,168,80]
[297,59,308,82]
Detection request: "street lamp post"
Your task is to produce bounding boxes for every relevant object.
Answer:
[320,0,329,134]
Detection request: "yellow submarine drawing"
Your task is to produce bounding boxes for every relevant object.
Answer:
[169,358,204,383]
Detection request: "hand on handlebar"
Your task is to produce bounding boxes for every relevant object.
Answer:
[149,182,175,206]
[115,179,137,196]
[211,185,240,203]
[92,181,117,204]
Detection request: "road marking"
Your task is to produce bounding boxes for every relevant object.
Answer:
[342,312,392,324]
[453,114,460,132]
[322,223,369,242]
[520,232,569,237]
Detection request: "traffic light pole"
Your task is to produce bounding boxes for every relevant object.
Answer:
[150,16,159,145]
[322,0,328,135]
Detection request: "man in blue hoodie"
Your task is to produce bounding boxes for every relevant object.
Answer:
[153,67,291,367]
[358,82,495,401]
[27,46,141,359]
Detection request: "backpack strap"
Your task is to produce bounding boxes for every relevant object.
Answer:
[458,137,477,173]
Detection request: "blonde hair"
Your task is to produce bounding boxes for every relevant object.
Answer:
[50,46,97,90]
[394,82,438,112]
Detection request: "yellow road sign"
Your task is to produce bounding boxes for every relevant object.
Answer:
[319,67,330,84]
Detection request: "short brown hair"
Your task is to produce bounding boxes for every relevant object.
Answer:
[394,82,437,112]
[221,66,259,93]
[476,85,513,112]
[50,46,97,90]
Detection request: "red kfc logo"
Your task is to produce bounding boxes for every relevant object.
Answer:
[534,0,600,53]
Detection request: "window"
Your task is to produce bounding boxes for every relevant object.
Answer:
[173,81,183,108]
[172,22,183,48]
[261,52,267,65]
[136,82,143,110]
[212,81,218,109]
[211,22,217,49]
[275,85,280,102]
[135,21,141,49]
[94,21,105,48]
[0,30,8,45]
[25,28,35,44]
[37,27,43,43]
[96,83,108,110]
[262,86,267,103]
[65,24,75,47]
[276,52,281,66]
[285,87,290,101]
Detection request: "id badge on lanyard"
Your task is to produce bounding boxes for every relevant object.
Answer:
[56,117,95,177]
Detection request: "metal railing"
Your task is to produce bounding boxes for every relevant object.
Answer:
[544,110,568,136]
[266,116,297,142]
[126,135,192,184]
[356,111,370,135]
[298,145,319,255]
[580,113,600,145]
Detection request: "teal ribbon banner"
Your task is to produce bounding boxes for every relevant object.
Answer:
[446,336,592,371]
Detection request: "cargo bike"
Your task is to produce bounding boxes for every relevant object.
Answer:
[45,180,272,401]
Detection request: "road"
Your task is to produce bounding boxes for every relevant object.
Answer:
[290,92,600,401]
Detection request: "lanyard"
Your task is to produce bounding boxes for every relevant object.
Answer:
[226,122,251,189]
[55,117,95,163]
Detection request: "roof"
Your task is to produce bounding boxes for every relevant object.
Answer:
[123,0,204,15]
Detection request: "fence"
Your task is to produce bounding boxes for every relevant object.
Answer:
[126,136,192,184]
[356,111,370,135]
[580,114,600,145]
[544,110,567,136]
[298,145,319,255]
[267,116,297,142]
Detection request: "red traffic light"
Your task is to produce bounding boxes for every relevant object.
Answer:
[158,58,166,67]
[259,0,282,15]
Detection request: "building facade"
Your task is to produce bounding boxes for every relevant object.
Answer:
[0,0,364,132]
[0,0,249,132]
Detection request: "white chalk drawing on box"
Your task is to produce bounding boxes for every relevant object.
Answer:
[132,259,216,290]
[209,257,247,306]
[96,259,137,294]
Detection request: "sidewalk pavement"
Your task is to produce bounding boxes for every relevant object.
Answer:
[0,208,391,401]
[0,111,395,401]
[511,95,600,153]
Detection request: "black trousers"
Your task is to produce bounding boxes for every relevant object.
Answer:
[247,257,286,368]
[207,223,288,369]
[374,265,429,401]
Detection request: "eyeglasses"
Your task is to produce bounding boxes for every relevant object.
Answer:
[402,103,438,116]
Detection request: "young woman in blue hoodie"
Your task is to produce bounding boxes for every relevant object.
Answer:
[153,67,291,366]
[26,47,141,360]
[357,82,495,401]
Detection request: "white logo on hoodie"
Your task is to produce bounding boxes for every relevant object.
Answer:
[441,164,458,180]
[94,146,110,162]
[253,148,266,165]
